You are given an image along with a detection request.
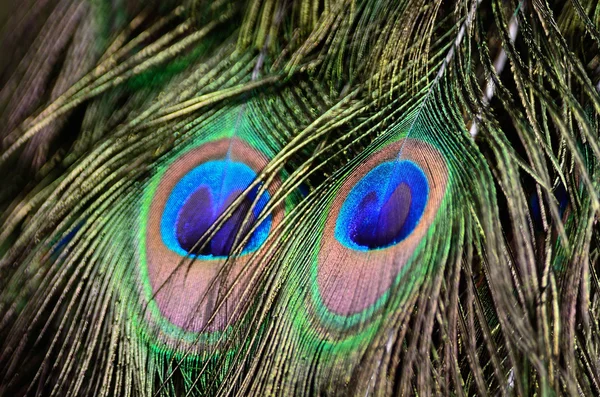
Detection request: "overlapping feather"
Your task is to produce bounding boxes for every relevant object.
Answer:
[0,0,599,396]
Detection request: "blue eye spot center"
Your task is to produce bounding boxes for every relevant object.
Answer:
[176,187,259,256]
[335,160,429,251]
[161,160,272,258]
[349,182,412,249]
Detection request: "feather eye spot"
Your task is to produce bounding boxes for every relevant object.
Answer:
[335,161,429,250]
[160,160,272,258]
[141,138,284,333]
[313,139,448,318]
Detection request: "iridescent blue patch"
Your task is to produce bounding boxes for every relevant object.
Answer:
[160,160,272,258]
[335,160,429,250]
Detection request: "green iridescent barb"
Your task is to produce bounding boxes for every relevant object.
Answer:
[0,0,599,396]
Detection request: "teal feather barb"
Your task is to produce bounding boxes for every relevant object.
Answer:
[0,0,599,396]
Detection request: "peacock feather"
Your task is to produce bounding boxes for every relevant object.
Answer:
[0,0,599,395]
